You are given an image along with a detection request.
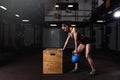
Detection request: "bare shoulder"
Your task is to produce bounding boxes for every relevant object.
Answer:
[72,27,78,33]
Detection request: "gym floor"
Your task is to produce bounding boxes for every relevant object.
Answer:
[0,49,120,80]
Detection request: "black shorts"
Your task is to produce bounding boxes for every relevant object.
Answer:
[80,37,93,45]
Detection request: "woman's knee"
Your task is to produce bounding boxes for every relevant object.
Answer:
[85,54,91,59]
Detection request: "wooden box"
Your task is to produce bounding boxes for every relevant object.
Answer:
[43,48,63,74]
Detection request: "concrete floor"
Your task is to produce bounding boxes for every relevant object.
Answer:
[0,49,120,80]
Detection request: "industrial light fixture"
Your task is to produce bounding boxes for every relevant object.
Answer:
[97,20,105,23]
[50,24,57,26]
[22,20,29,22]
[55,5,59,8]
[0,6,7,10]
[108,11,112,14]
[113,10,120,18]
[68,5,73,7]
[71,24,76,26]
[15,14,20,17]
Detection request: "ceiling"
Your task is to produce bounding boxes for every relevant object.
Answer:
[0,0,44,24]
[0,0,120,24]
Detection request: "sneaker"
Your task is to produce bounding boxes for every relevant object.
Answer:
[71,68,79,73]
[89,70,96,76]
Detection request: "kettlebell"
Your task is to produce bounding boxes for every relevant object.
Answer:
[72,53,80,63]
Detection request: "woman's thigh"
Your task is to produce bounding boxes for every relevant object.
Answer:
[77,44,85,53]
[85,44,93,56]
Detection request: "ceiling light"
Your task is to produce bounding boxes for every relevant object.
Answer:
[55,5,59,8]
[50,24,57,26]
[108,11,112,14]
[113,10,120,18]
[22,20,29,22]
[71,24,76,26]
[0,6,7,10]
[68,5,73,7]
[15,14,20,17]
[97,20,105,23]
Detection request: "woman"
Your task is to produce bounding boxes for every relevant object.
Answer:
[61,23,96,75]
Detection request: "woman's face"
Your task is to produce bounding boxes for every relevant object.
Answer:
[61,24,69,32]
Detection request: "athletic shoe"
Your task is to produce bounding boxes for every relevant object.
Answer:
[89,70,96,76]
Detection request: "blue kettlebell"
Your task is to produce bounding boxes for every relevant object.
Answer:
[72,53,80,63]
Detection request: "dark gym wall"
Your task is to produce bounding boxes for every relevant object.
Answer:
[108,22,116,50]
[0,23,43,49]
[118,21,120,51]
[42,27,74,48]
[94,26,102,49]
[107,21,120,51]
[0,23,16,48]
[42,28,61,48]
[0,0,44,49]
